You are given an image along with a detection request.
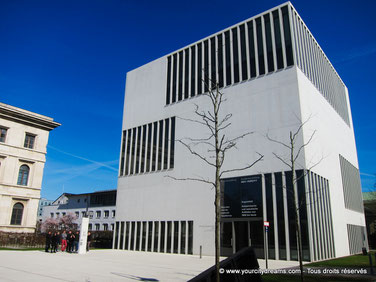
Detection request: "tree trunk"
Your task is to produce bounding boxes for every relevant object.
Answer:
[215,91,221,282]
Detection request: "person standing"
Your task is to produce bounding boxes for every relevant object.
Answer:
[74,231,80,253]
[45,231,52,253]
[51,232,58,253]
[67,230,73,253]
[61,230,67,252]
[87,232,92,251]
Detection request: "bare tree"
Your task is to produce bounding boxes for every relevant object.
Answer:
[266,118,319,282]
[168,80,263,282]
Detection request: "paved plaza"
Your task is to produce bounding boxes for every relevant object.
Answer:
[0,250,299,281]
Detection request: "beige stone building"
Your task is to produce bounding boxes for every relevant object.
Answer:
[0,103,60,233]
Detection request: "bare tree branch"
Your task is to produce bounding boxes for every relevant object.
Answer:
[220,153,264,177]
[177,140,216,167]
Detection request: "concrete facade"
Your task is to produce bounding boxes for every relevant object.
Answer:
[42,190,116,231]
[37,198,53,222]
[0,103,60,233]
[114,2,366,261]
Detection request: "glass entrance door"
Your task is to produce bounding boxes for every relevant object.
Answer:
[234,221,250,252]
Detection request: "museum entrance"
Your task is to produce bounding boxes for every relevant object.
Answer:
[221,219,264,258]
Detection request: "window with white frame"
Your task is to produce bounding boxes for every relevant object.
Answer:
[104,210,109,218]
[96,211,101,218]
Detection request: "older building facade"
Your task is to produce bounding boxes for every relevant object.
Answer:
[114,2,366,261]
[42,190,116,231]
[0,102,60,233]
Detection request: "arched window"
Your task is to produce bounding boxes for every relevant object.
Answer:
[10,203,24,225]
[17,165,29,186]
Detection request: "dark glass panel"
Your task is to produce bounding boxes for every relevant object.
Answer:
[265,173,275,259]
[172,54,177,103]
[247,21,256,78]
[232,27,240,83]
[249,221,264,259]
[146,124,152,172]
[180,221,186,254]
[275,172,286,260]
[297,170,310,261]
[142,221,147,251]
[148,221,153,251]
[141,125,146,173]
[239,24,248,80]
[119,131,126,176]
[178,51,183,101]
[152,122,157,171]
[125,222,130,250]
[225,31,232,85]
[120,222,124,249]
[125,129,131,175]
[217,34,224,88]
[264,14,275,72]
[173,221,179,253]
[197,43,202,94]
[130,128,137,174]
[282,6,294,66]
[204,40,209,92]
[190,46,196,97]
[158,120,163,170]
[166,56,171,105]
[210,37,217,88]
[188,221,193,254]
[130,222,135,250]
[272,10,284,69]
[114,221,119,249]
[154,221,159,252]
[256,17,265,75]
[184,48,189,99]
[135,126,141,174]
[285,171,298,261]
[136,222,141,251]
[170,117,175,168]
[163,119,169,170]
[160,221,165,252]
[167,221,172,253]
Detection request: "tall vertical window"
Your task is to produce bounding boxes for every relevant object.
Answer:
[247,21,257,78]
[119,131,126,176]
[10,203,24,225]
[184,49,189,99]
[178,51,183,101]
[130,128,137,174]
[17,164,30,186]
[0,127,7,143]
[217,34,224,88]
[264,14,275,72]
[141,221,147,251]
[125,222,130,250]
[166,56,171,105]
[160,221,165,252]
[147,221,153,251]
[232,27,240,83]
[203,40,209,92]
[135,127,141,174]
[239,24,248,80]
[163,119,169,170]
[197,43,202,94]
[256,17,265,75]
[166,221,172,253]
[173,221,179,253]
[24,133,35,149]
[188,221,193,255]
[146,123,152,172]
[172,54,177,103]
[210,37,217,88]
[125,129,131,175]
[152,122,157,171]
[272,10,284,69]
[180,221,186,254]
[170,117,175,168]
[140,125,147,173]
[282,6,294,66]
[190,46,196,97]
[154,221,159,252]
[224,31,232,86]
[157,120,163,170]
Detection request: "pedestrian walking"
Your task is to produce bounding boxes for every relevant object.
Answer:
[61,230,67,251]
[45,231,52,252]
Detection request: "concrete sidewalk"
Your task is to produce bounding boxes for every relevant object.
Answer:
[0,250,299,281]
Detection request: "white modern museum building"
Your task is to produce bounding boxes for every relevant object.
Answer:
[113,2,367,261]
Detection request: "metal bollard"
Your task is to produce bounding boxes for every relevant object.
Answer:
[369,254,374,275]
[200,245,202,259]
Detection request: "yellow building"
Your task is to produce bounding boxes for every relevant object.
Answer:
[0,103,60,233]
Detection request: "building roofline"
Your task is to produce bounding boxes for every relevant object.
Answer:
[0,102,61,131]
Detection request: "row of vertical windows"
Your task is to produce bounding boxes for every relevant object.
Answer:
[339,155,364,213]
[165,5,294,105]
[113,220,193,255]
[347,224,367,255]
[290,8,350,126]
[119,117,175,176]
[306,171,335,261]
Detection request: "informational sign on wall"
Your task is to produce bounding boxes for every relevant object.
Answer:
[221,175,263,218]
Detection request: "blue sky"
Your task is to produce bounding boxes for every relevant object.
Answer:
[1,0,375,200]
